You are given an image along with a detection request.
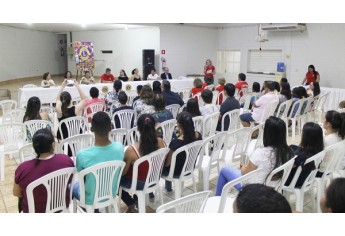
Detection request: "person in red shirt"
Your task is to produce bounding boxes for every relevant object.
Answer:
[204,59,216,84]
[216,77,226,104]
[100,68,116,83]
[191,78,204,97]
[301,64,320,85]
[235,73,249,97]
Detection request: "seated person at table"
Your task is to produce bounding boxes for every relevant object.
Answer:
[113,91,134,128]
[118,69,129,82]
[100,68,116,83]
[147,69,160,80]
[162,80,184,106]
[132,85,154,116]
[64,70,75,80]
[41,72,55,87]
[160,67,173,80]
[13,128,74,213]
[200,89,218,116]
[215,77,226,104]
[80,70,95,85]
[133,85,143,104]
[130,68,142,81]
[104,80,122,112]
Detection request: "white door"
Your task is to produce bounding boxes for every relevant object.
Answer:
[217,50,241,83]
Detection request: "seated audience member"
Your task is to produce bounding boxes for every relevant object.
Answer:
[183,98,201,117]
[280,77,288,85]
[215,116,293,196]
[242,82,261,110]
[41,72,55,87]
[147,69,160,80]
[113,91,134,128]
[235,73,248,97]
[276,82,292,116]
[320,178,345,213]
[104,80,122,112]
[161,80,184,106]
[339,100,345,110]
[285,122,324,188]
[120,114,165,212]
[72,112,124,209]
[13,128,74,213]
[100,68,116,83]
[191,78,204,96]
[215,77,226,104]
[23,96,50,123]
[130,68,142,81]
[202,77,214,90]
[133,85,143,104]
[233,184,292,213]
[85,87,105,107]
[216,83,240,131]
[152,81,162,94]
[309,81,321,97]
[200,89,218,116]
[132,85,154,116]
[152,94,174,137]
[118,69,129,82]
[239,81,279,127]
[80,70,95,85]
[273,81,280,93]
[163,112,202,192]
[160,67,173,80]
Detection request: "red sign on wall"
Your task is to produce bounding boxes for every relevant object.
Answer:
[161,50,165,54]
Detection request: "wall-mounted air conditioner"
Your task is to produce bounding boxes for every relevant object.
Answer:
[261,23,307,32]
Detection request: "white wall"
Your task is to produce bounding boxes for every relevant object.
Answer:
[67,27,160,78]
[159,24,218,78]
[0,25,63,82]
[217,23,345,88]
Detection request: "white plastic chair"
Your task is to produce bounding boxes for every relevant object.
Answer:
[202,112,220,139]
[241,94,254,113]
[257,100,279,124]
[0,100,17,115]
[40,106,55,115]
[203,169,262,213]
[300,96,314,128]
[26,167,75,213]
[111,109,136,129]
[281,150,326,212]
[338,108,345,113]
[0,123,26,156]
[24,120,53,141]
[178,104,187,114]
[126,127,140,146]
[220,109,240,132]
[275,99,293,138]
[156,119,176,147]
[18,143,35,164]
[120,148,169,213]
[166,104,180,119]
[109,128,128,146]
[23,84,37,88]
[74,161,125,213]
[288,99,303,137]
[83,102,106,122]
[192,116,204,133]
[57,134,94,164]
[315,140,345,212]
[162,140,203,199]
[212,91,219,105]
[193,92,203,107]
[157,191,211,213]
[246,123,265,160]
[180,88,191,103]
[216,91,225,105]
[2,108,25,124]
[58,116,88,141]
[196,132,227,191]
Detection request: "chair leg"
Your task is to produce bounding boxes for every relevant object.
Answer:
[174,180,181,199]
[136,192,146,213]
[295,190,304,212]
[316,178,323,213]
[158,188,164,205]
[192,174,197,193]
[202,169,209,191]
[310,186,316,213]
[73,199,77,213]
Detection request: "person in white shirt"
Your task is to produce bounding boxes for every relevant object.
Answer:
[80,70,95,85]
[147,69,160,80]
[200,89,218,116]
[41,72,55,87]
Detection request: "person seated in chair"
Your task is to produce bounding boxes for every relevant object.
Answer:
[160,67,173,80]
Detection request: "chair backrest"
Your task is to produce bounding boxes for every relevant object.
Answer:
[288,99,303,119]
[111,109,135,129]
[166,104,180,119]
[129,148,170,193]
[252,122,265,150]
[57,134,94,163]
[275,99,293,119]
[314,92,330,112]
[218,169,262,213]
[202,112,220,139]
[265,156,297,192]
[156,119,176,146]
[323,140,345,179]
[216,91,225,105]
[18,143,35,164]
[26,167,75,213]
[193,92,203,107]
[284,150,326,191]
[140,107,155,115]
[180,88,191,103]
[58,116,88,140]
[258,100,279,123]
[78,161,125,209]
[109,128,128,146]
[205,84,214,90]
[126,126,140,146]
[178,104,187,114]
[2,108,25,124]
[156,191,211,213]
[242,94,254,112]
[192,116,204,133]
[40,106,55,115]
[212,91,219,105]
[167,140,203,181]
[23,84,37,88]
[24,120,53,140]
[0,123,26,153]
[84,102,106,121]
[0,100,17,114]
[338,108,345,113]
[221,109,240,132]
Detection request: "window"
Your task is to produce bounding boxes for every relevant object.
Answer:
[247,49,282,74]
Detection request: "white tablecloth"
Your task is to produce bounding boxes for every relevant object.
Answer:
[321,87,345,111]
[18,79,194,105]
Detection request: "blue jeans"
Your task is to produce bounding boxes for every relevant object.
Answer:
[215,167,242,196]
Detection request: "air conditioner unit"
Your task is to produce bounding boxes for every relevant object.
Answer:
[261,23,307,32]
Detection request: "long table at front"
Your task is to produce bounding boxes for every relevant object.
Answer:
[18,79,194,105]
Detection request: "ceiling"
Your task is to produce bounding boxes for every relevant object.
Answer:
[0,23,255,33]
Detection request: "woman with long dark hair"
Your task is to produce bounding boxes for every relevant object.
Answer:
[13,128,74,213]
[163,112,202,192]
[302,64,320,85]
[118,69,129,82]
[320,178,345,213]
[215,116,294,196]
[285,122,324,187]
[120,114,165,213]
[23,96,49,122]
[310,81,321,97]
[183,98,201,117]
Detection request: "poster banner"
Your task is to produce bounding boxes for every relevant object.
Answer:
[73,41,94,70]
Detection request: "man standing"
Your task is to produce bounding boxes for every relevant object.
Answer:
[160,67,173,80]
